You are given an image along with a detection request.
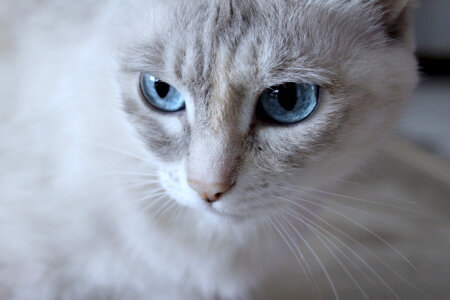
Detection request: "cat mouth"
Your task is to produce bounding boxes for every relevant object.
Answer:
[206,202,278,220]
[206,206,240,217]
[204,205,251,221]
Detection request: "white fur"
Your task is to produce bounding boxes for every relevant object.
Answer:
[0,1,419,299]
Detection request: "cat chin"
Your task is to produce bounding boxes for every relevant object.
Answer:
[198,210,267,229]
[203,208,249,223]
[178,200,278,227]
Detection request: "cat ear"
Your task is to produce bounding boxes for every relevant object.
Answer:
[376,0,414,42]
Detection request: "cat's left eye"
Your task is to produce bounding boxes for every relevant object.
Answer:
[140,73,185,112]
[257,83,319,124]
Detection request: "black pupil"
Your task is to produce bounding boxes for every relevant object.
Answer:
[154,81,170,98]
[272,83,297,111]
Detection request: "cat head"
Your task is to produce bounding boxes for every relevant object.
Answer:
[115,0,417,220]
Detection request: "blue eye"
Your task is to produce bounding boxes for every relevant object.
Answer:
[140,73,185,112]
[258,83,319,124]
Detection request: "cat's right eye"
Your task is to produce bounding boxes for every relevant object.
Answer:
[140,73,185,112]
[257,82,319,124]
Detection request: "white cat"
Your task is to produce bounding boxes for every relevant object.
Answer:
[0,1,421,299]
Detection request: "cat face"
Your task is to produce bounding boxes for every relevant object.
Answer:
[117,0,417,220]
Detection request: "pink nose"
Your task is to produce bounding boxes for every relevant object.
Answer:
[187,179,233,203]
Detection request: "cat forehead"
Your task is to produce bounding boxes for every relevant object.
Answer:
[121,0,387,103]
[117,0,389,129]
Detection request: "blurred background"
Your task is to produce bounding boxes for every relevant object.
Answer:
[397,0,450,160]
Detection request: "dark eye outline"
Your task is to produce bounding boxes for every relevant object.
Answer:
[139,73,186,113]
[256,83,320,125]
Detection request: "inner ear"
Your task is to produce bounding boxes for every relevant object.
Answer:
[384,3,411,41]
[378,0,413,42]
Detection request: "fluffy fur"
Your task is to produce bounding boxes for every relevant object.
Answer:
[0,1,418,299]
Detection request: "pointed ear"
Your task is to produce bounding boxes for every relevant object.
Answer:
[377,0,415,43]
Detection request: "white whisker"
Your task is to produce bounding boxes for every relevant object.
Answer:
[143,195,168,213]
[274,217,323,300]
[283,208,377,286]
[157,201,177,220]
[281,206,403,300]
[83,141,155,165]
[97,170,158,178]
[149,198,174,220]
[171,204,185,225]
[122,182,161,193]
[264,216,319,299]
[274,194,416,271]
[134,191,167,205]
[280,215,339,300]
[277,186,416,213]
[282,210,371,300]
[276,196,417,295]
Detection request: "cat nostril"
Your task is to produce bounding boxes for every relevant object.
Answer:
[202,192,223,203]
[188,179,232,203]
